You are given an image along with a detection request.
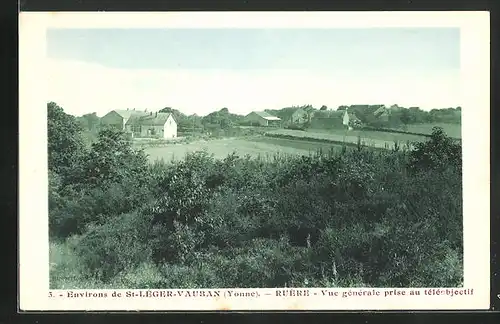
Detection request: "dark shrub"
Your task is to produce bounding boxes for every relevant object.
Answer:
[80,127,150,188]
[49,178,155,239]
[47,102,87,182]
[197,238,312,288]
[408,126,462,174]
[75,211,153,282]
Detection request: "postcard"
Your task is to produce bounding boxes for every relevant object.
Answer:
[18,11,490,311]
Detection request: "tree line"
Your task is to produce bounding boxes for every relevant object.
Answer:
[75,104,461,137]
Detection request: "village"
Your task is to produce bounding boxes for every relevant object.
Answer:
[97,104,457,143]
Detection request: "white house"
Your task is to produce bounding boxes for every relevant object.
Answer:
[126,112,177,139]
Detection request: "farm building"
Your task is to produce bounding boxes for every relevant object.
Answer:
[310,110,361,129]
[125,112,177,139]
[273,107,315,125]
[244,111,281,126]
[101,109,177,139]
[373,105,390,122]
[389,104,403,112]
[100,109,149,131]
[348,104,385,118]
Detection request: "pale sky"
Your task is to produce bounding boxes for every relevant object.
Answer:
[47,28,461,117]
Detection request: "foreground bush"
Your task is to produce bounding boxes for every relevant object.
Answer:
[75,211,153,282]
[50,126,463,288]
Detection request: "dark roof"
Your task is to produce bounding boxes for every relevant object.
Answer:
[125,112,174,126]
[349,104,385,116]
[312,110,360,121]
[373,106,388,116]
[277,107,305,120]
[329,111,344,118]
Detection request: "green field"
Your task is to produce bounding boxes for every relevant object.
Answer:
[307,128,428,142]
[266,128,423,149]
[398,123,461,138]
[144,136,344,162]
[143,123,460,163]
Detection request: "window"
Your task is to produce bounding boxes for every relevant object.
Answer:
[131,125,141,133]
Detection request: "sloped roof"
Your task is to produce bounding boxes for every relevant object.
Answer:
[350,105,385,115]
[312,110,360,121]
[250,111,281,121]
[113,109,149,119]
[126,112,174,126]
[277,107,306,120]
[389,105,403,111]
[328,111,344,118]
[373,106,387,116]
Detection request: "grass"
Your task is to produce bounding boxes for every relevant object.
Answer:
[50,237,165,289]
[266,128,421,149]
[251,136,345,152]
[142,126,422,163]
[49,237,101,289]
[397,123,461,139]
[143,136,344,162]
[140,123,460,163]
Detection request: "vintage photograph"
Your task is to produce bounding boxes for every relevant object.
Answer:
[45,26,465,291]
[17,10,492,311]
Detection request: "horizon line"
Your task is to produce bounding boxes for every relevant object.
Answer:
[54,103,462,118]
[67,103,462,117]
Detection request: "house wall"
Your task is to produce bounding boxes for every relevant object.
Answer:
[127,124,173,138]
[310,117,344,129]
[244,112,267,126]
[125,115,178,139]
[124,124,134,134]
[101,111,125,130]
[140,125,164,138]
[291,109,308,124]
[379,113,390,122]
[163,115,177,139]
[267,119,281,127]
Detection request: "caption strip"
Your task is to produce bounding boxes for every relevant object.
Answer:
[48,288,474,300]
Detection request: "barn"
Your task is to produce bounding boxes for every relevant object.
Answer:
[244,111,281,126]
[310,110,361,129]
[100,109,149,131]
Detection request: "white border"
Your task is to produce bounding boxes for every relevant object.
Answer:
[19,11,490,311]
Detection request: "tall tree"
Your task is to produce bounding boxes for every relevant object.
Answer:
[47,102,87,180]
[399,109,412,126]
[83,127,149,187]
[78,112,100,132]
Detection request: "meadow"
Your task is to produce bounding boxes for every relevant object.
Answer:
[266,129,423,149]
[143,136,345,163]
[141,126,434,163]
[398,123,461,138]
[136,122,460,164]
